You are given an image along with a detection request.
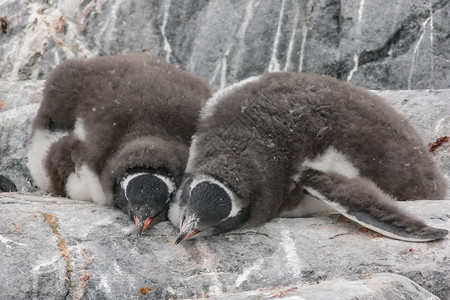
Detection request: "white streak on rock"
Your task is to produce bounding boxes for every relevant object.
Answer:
[298,24,308,73]
[347,0,365,82]
[161,0,173,62]
[113,261,124,276]
[408,17,431,90]
[284,4,300,72]
[209,61,222,86]
[197,244,223,295]
[358,0,365,23]
[212,0,256,88]
[298,0,313,73]
[280,226,303,278]
[268,0,286,72]
[97,0,124,53]
[31,255,59,272]
[433,117,446,136]
[99,276,114,298]
[234,258,265,287]
[347,54,359,82]
[213,46,232,89]
[0,235,13,248]
[237,0,256,39]
[220,53,228,90]
[429,3,434,90]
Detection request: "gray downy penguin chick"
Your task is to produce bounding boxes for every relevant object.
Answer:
[28,54,211,235]
[170,73,448,244]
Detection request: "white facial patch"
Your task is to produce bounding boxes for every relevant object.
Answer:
[27,129,69,191]
[120,172,147,200]
[65,164,113,205]
[301,147,360,179]
[200,75,261,120]
[153,174,176,200]
[120,172,176,202]
[73,118,87,141]
[190,175,242,220]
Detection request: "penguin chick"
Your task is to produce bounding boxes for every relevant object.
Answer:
[170,73,448,243]
[28,54,211,235]
[172,175,246,244]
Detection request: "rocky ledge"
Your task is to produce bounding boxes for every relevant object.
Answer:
[0,193,449,299]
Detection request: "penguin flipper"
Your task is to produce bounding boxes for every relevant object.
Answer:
[301,169,448,242]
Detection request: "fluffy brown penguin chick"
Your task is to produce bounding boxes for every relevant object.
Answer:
[27,54,211,235]
[169,73,448,243]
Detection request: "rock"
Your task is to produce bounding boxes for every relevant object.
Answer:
[0,0,449,90]
[0,175,17,192]
[0,102,39,192]
[214,273,441,300]
[0,193,448,299]
[0,80,44,111]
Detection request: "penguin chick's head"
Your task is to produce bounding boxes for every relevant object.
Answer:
[118,169,175,236]
[175,175,245,244]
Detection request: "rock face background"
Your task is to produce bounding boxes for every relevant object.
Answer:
[0,0,449,90]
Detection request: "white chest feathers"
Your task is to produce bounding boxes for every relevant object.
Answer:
[302,147,360,179]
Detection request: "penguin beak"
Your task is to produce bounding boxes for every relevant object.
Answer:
[134,214,153,237]
[175,217,200,245]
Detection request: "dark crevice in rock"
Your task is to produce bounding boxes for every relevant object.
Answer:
[323,59,352,80]
[358,22,419,67]
[225,231,271,238]
[0,175,17,192]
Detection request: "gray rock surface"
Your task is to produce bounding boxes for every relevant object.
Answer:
[214,273,441,300]
[1,0,449,90]
[0,193,448,299]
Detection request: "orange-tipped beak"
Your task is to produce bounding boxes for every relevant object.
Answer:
[134,214,153,236]
[141,217,153,234]
[134,214,139,227]
[175,218,200,244]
